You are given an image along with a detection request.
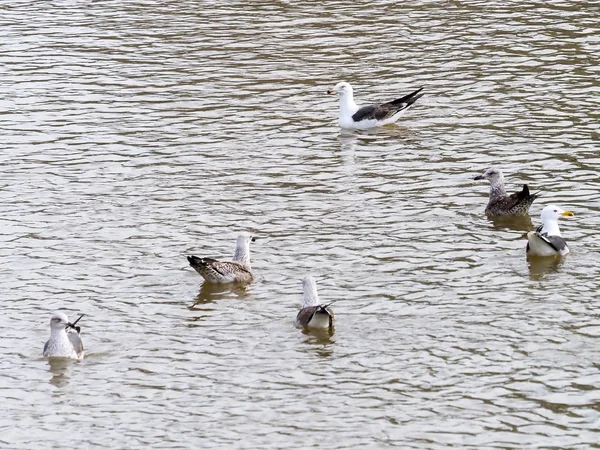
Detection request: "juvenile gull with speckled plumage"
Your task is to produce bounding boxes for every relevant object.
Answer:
[187,235,255,284]
[474,167,539,216]
[327,82,424,130]
[43,312,85,360]
[295,276,334,329]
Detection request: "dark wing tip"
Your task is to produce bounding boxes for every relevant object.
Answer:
[71,314,84,327]
[187,255,202,267]
[407,86,425,101]
[522,184,541,201]
[389,87,425,110]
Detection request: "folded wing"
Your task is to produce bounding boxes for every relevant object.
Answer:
[352,87,424,123]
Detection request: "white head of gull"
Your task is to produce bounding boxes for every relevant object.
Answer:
[327,81,424,130]
[526,205,574,256]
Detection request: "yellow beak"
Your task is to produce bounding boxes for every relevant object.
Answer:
[561,211,574,217]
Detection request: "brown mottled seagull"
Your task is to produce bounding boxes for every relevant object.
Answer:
[295,276,334,329]
[474,167,540,216]
[327,81,424,130]
[187,235,255,284]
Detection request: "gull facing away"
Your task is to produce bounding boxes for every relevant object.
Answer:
[295,276,334,329]
[526,205,574,256]
[187,235,255,283]
[327,81,424,130]
[43,312,85,360]
[474,167,540,216]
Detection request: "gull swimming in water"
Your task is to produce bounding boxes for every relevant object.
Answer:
[526,205,574,256]
[43,312,85,360]
[474,167,540,216]
[187,235,255,283]
[327,81,424,130]
[295,276,334,329]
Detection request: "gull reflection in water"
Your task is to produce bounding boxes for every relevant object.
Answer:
[489,215,534,233]
[47,357,73,388]
[190,282,251,308]
[300,327,335,358]
[527,254,565,280]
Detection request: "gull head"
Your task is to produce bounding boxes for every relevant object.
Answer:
[49,312,71,331]
[234,234,256,262]
[474,166,504,184]
[302,275,320,307]
[540,205,574,224]
[302,275,317,293]
[236,234,256,247]
[327,81,353,97]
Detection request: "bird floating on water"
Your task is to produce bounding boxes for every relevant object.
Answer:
[187,235,255,283]
[295,276,334,329]
[43,312,85,360]
[327,81,424,130]
[474,167,540,216]
[526,205,574,256]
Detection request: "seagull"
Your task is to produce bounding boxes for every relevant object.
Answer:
[526,205,574,256]
[474,167,540,216]
[187,235,255,283]
[295,276,334,329]
[327,81,424,130]
[43,312,85,360]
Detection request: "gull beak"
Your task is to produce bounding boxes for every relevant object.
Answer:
[327,88,336,95]
[561,211,574,217]
[473,175,484,180]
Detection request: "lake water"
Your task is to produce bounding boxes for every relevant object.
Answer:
[1,1,599,448]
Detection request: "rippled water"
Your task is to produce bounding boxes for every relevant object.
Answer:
[1,1,599,448]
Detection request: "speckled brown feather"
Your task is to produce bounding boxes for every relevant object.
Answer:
[187,255,253,284]
[485,184,539,216]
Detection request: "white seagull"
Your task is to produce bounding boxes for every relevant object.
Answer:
[43,312,85,360]
[295,276,334,329]
[187,234,255,283]
[327,81,424,129]
[526,205,574,256]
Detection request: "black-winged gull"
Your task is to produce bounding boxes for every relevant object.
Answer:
[295,276,334,329]
[43,312,85,360]
[474,167,539,216]
[187,235,255,283]
[526,205,574,256]
[327,81,424,129]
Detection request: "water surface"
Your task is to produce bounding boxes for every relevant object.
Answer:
[1,1,599,448]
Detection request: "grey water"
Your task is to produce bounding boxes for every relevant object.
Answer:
[1,1,599,448]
